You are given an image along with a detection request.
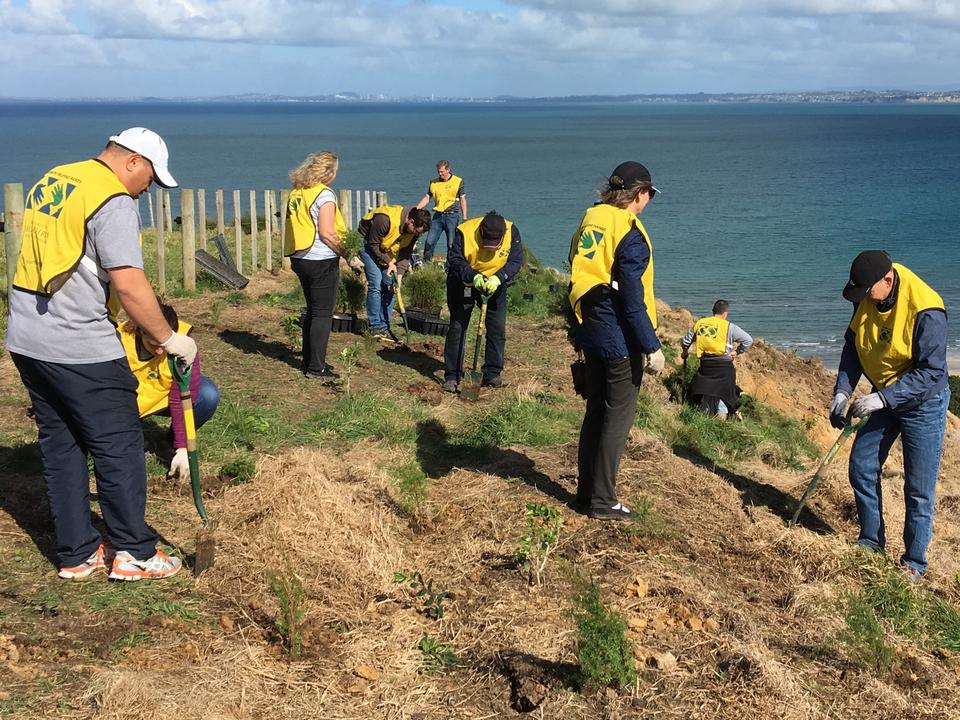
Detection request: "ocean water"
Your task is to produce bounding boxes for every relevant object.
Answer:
[2,101,959,366]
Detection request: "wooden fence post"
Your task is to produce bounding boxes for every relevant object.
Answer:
[338,188,352,230]
[155,188,166,293]
[3,183,24,296]
[181,189,196,291]
[263,190,273,271]
[164,191,173,230]
[232,190,242,273]
[380,191,388,206]
[197,188,206,250]
[215,189,225,237]
[355,191,360,225]
[279,189,290,270]
[146,191,155,229]
[249,190,258,272]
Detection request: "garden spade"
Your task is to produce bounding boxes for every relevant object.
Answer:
[390,271,412,348]
[460,295,489,401]
[169,357,216,575]
[789,409,870,526]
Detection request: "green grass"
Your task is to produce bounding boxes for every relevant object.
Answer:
[839,594,894,671]
[634,390,675,438]
[219,454,257,484]
[201,400,287,453]
[309,391,415,446]
[110,631,153,654]
[456,393,579,450]
[506,267,569,319]
[83,582,200,621]
[673,397,818,470]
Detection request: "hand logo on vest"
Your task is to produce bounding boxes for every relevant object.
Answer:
[578,229,603,260]
[26,177,76,219]
[697,326,719,338]
[879,327,893,344]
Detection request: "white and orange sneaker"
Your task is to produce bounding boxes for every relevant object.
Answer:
[58,543,107,580]
[108,549,182,581]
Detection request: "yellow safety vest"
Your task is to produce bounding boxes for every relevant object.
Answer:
[14,159,131,296]
[284,182,346,256]
[568,204,656,328]
[850,263,944,389]
[693,316,729,358]
[120,320,194,418]
[362,205,416,262]
[458,216,513,278]
[429,174,462,213]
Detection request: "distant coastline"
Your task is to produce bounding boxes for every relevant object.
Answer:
[2,89,960,105]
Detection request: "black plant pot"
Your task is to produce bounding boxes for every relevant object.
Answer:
[331,313,357,333]
[405,309,449,337]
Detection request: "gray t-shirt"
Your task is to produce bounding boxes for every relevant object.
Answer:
[6,195,144,363]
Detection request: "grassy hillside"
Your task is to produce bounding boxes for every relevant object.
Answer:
[0,265,959,719]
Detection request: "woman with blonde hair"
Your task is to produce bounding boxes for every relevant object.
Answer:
[284,151,363,379]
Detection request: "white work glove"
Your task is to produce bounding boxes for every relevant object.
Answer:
[160,331,198,367]
[347,254,364,275]
[645,348,665,374]
[829,392,849,430]
[851,392,885,418]
[168,448,189,482]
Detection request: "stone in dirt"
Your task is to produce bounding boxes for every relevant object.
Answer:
[354,664,383,681]
[686,616,704,632]
[703,618,720,633]
[628,616,648,630]
[649,652,678,671]
[347,679,370,694]
[624,575,649,598]
[219,614,236,632]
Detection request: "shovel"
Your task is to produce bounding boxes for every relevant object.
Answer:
[390,271,412,347]
[681,353,689,405]
[459,294,489,402]
[789,409,870,526]
[168,357,216,575]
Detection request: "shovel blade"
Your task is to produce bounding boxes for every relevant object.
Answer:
[193,520,216,576]
[460,372,482,401]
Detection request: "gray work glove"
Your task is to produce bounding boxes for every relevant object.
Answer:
[160,331,198,367]
[851,392,884,418]
[829,392,849,430]
[645,348,665,374]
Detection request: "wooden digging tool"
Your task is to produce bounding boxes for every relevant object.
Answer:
[789,409,870,526]
[169,357,216,574]
[391,271,412,347]
[460,294,489,401]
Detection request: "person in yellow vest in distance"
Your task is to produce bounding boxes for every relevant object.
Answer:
[6,127,195,581]
[357,205,432,340]
[830,251,949,582]
[442,211,523,393]
[283,151,364,379]
[120,303,220,481]
[680,299,752,419]
[416,160,467,263]
[569,161,665,521]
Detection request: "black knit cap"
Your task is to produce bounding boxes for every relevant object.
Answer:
[479,211,507,249]
[843,250,893,303]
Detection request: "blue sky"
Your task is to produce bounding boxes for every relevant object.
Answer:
[1,0,958,98]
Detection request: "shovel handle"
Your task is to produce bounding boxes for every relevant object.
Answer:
[167,356,208,525]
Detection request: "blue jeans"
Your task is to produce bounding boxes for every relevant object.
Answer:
[848,386,950,574]
[422,210,460,261]
[359,248,395,333]
[192,376,220,428]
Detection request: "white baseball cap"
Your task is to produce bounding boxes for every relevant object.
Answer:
[108,127,178,188]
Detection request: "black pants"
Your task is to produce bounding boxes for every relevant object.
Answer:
[292,256,340,373]
[577,353,644,511]
[11,353,157,565]
[443,276,508,383]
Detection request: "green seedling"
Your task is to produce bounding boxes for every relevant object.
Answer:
[394,570,448,619]
[418,634,457,673]
[280,313,301,346]
[338,343,362,394]
[571,580,636,690]
[268,568,307,659]
[516,503,563,586]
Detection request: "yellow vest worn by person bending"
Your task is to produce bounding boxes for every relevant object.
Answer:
[458,215,513,279]
[362,205,416,262]
[850,263,944,389]
[568,204,656,328]
[693,316,730,358]
[14,159,132,300]
[120,320,194,417]
[429,175,463,213]
[284,182,346,256]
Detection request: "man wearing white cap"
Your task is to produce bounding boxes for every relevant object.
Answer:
[6,128,195,581]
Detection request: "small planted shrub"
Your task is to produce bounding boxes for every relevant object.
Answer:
[310,392,413,445]
[337,272,366,315]
[418,634,457,673]
[219,455,256,485]
[571,581,636,690]
[506,267,567,318]
[390,460,429,515]
[268,568,307,659]
[394,570,448,619]
[516,503,564,586]
[402,263,446,312]
[457,395,579,453]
